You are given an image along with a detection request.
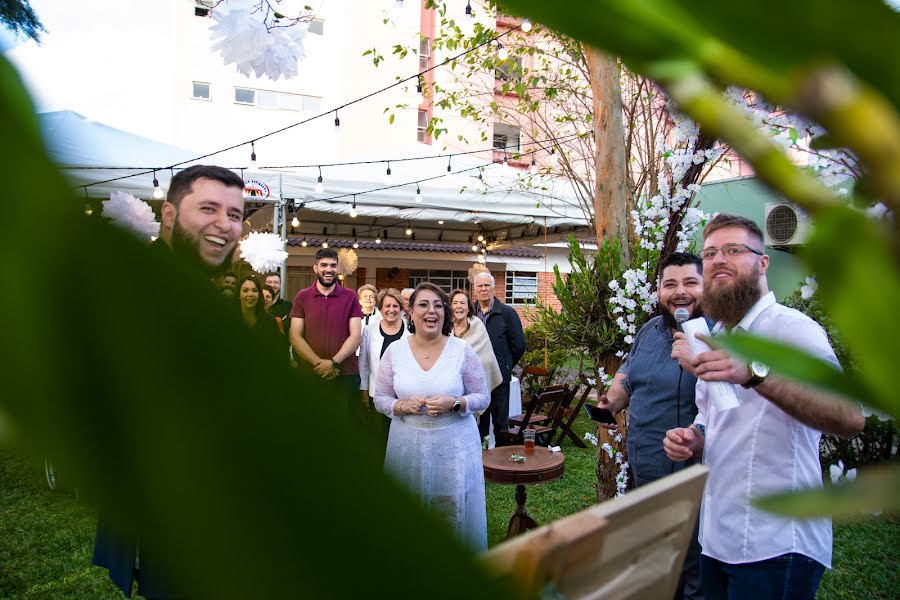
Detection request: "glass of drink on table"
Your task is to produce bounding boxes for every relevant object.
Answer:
[523,427,535,454]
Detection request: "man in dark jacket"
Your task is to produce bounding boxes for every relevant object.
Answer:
[92,165,246,599]
[473,271,526,440]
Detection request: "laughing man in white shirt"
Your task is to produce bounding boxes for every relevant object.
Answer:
[664,213,864,600]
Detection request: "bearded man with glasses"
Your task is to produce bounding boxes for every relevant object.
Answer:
[664,213,864,600]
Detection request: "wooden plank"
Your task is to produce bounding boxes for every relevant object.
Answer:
[482,465,708,600]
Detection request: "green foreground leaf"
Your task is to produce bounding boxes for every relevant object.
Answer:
[753,464,900,519]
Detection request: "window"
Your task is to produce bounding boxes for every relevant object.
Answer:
[419,37,431,71]
[408,270,471,295]
[308,19,324,35]
[495,57,523,81]
[417,110,429,143]
[233,86,321,112]
[235,87,255,105]
[194,0,214,17]
[506,271,538,305]
[192,81,211,100]
[493,123,521,152]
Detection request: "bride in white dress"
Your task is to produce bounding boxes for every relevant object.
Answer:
[374,283,490,551]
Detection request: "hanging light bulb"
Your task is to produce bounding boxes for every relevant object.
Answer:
[415,80,424,105]
[385,162,392,184]
[521,18,532,32]
[477,234,484,242]
[438,220,444,225]
[291,215,300,228]
[353,239,359,249]
[465,0,472,19]
[394,0,404,9]
[322,240,329,248]
[405,224,413,236]
[529,157,538,175]
[447,156,452,172]
[301,238,308,247]
[315,167,324,193]
[375,233,382,244]
[84,204,93,216]
[497,43,508,61]
[333,110,341,133]
[502,154,509,169]
[549,147,558,165]
[249,142,258,170]
[415,184,422,203]
[349,196,358,218]
[471,244,479,252]
[152,171,164,199]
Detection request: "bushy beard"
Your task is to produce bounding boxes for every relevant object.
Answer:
[316,273,336,289]
[702,265,763,328]
[170,217,233,278]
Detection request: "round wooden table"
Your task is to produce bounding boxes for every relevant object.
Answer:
[482,445,565,539]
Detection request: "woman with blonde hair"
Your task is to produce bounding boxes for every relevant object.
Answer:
[357,283,380,327]
[449,288,502,394]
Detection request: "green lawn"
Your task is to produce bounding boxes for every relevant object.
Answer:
[2,414,897,599]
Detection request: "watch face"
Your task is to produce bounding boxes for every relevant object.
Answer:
[751,361,769,378]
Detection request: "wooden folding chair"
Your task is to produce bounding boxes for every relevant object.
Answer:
[508,383,566,429]
[548,378,594,448]
[518,366,551,413]
[497,385,570,447]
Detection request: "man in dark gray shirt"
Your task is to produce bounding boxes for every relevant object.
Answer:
[598,251,705,600]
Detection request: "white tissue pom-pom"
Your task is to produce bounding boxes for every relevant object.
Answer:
[239,232,288,273]
[102,191,160,240]
[337,248,358,276]
[209,5,307,80]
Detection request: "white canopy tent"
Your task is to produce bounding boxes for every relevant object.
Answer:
[43,111,592,244]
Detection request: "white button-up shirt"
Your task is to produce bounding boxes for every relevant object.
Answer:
[695,292,838,568]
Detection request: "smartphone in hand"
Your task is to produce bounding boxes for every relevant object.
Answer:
[584,404,616,424]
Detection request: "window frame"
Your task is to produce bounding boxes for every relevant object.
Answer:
[505,270,538,305]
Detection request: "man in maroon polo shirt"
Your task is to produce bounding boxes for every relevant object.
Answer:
[289,248,363,404]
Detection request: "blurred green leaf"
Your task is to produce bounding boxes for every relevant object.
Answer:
[801,206,900,420]
[753,464,900,519]
[0,55,513,599]
[710,333,881,413]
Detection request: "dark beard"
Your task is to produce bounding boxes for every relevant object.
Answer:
[661,305,703,331]
[702,266,763,328]
[170,217,234,278]
[316,274,336,289]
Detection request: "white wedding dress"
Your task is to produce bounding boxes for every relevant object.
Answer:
[374,336,490,551]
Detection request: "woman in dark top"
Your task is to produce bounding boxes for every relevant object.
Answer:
[238,275,285,355]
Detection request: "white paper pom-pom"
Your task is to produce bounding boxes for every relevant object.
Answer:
[102,191,160,241]
[209,5,307,80]
[337,248,358,276]
[239,232,288,273]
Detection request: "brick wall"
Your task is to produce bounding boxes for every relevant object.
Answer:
[356,267,367,288]
[375,267,410,291]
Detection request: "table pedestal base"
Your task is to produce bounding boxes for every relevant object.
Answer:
[506,484,540,539]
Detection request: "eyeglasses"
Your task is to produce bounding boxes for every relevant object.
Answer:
[415,301,445,311]
[701,243,764,262]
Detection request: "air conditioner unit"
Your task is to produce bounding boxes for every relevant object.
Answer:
[764,202,811,247]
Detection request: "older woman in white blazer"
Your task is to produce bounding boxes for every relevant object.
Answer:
[359,287,410,403]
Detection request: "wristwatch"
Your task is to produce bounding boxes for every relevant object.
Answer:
[741,361,769,388]
[330,359,341,371]
[451,398,462,413]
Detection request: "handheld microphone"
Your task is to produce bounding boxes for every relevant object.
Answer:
[674,307,690,331]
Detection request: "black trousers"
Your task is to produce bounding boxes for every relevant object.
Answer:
[478,381,510,441]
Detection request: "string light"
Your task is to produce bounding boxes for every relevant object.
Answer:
[497,43,508,61]
[471,244,478,252]
[530,157,538,175]
[415,80,424,105]
[477,234,484,242]
[333,110,341,132]
[502,153,509,169]
[152,170,164,199]
[250,142,258,170]
[301,238,308,247]
[465,0,472,19]
[353,239,359,249]
[549,147,558,165]
[415,184,422,203]
[385,162,392,184]
[349,195,358,218]
[322,240,329,248]
[75,28,523,193]
[521,18,532,32]
[84,204,93,216]
[438,220,444,225]
[291,214,300,228]
[375,233,381,244]
[447,156,452,172]
[315,166,324,193]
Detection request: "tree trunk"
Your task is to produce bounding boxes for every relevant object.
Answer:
[586,47,630,263]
